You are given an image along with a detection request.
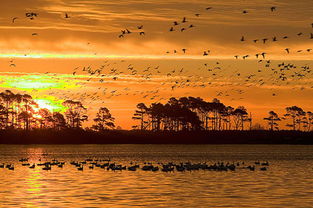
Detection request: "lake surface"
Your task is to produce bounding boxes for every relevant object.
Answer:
[0,144,312,207]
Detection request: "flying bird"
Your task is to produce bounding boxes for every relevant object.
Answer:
[12,17,18,23]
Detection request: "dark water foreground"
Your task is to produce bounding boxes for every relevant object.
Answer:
[0,129,313,144]
[0,144,313,207]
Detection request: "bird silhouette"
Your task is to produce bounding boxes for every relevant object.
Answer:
[12,17,18,23]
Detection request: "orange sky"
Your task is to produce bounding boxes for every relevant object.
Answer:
[0,0,312,129]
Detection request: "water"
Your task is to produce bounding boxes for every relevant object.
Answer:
[0,144,313,207]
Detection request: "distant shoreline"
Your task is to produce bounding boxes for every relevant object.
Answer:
[0,129,312,144]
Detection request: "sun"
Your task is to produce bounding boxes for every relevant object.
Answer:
[33,98,66,112]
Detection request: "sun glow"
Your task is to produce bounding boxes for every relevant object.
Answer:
[34,98,65,112]
[0,75,78,91]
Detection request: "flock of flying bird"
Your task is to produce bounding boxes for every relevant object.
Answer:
[5,4,313,112]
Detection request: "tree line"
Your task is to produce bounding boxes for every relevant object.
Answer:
[132,96,313,132]
[0,90,114,131]
[0,90,311,132]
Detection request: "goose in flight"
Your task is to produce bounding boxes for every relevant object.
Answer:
[26,12,38,20]
[137,25,143,29]
[12,17,18,23]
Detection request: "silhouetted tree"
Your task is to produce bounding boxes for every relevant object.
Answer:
[63,100,88,128]
[37,108,53,128]
[92,107,115,131]
[232,106,248,130]
[307,111,313,131]
[264,111,281,130]
[285,106,305,130]
[52,112,67,130]
[132,103,148,130]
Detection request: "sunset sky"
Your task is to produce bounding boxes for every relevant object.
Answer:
[0,0,312,129]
